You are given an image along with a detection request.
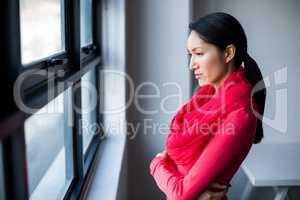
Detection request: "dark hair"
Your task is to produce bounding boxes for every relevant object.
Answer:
[189,12,266,144]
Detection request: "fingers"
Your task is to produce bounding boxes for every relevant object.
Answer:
[207,182,228,190]
[210,190,228,199]
[163,150,167,155]
[197,190,228,200]
[155,150,168,158]
[198,191,215,200]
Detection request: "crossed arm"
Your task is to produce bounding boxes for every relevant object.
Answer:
[150,108,256,200]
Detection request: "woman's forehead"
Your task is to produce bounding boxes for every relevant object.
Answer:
[187,31,217,51]
[187,40,207,51]
[187,31,207,49]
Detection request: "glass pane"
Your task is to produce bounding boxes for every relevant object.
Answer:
[81,68,97,154]
[20,0,65,64]
[80,0,93,46]
[25,88,73,200]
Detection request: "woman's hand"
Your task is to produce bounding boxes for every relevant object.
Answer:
[197,182,229,200]
[155,150,168,158]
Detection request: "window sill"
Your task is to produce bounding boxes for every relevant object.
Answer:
[86,65,127,200]
[87,129,127,200]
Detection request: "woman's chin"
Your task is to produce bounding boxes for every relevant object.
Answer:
[197,78,207,86]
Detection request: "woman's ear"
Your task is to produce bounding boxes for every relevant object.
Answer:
[224,44,236,64]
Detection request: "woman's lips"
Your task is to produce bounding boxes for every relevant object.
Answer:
[194,73,203,79]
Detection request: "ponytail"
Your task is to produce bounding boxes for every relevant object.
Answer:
[243,53,266,144]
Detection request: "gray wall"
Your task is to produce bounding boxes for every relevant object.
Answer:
[192,0,300,199]
[126,0,191,199]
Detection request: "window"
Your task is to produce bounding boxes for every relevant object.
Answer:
[81,68,98,154]
[80,0,93,46]
[20,0,65,64]
[1,0,102,199]
[24,88,73,199]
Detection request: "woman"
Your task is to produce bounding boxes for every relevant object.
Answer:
[149,12,266,200]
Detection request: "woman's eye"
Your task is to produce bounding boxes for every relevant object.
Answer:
[187,52,203,57]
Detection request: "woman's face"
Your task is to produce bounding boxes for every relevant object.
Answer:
[187,30,229,87]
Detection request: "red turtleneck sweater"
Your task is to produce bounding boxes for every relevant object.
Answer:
[149,68,258,200]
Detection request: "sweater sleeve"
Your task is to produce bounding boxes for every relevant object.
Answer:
[149,108,257,200]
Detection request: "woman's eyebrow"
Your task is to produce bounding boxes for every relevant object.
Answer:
[191,47,203,51]
[187,47,203,52]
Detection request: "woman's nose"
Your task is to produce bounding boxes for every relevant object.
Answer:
[189,55,198,70]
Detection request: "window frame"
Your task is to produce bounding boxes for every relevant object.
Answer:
[80,0,98,65]
[0,0,103,199]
